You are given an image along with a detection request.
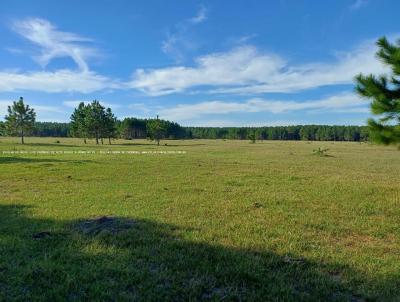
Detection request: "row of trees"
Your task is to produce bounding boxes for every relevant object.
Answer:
[0,98,372,143]
[0,99,390,144]
[186,125,369,141]
[32,122,70,137]
[0,112,369,142]
[0,120,70,138]
[119,117,186,141]
[69,103,182,145]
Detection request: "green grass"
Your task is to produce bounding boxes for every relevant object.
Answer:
[0,137,399,301]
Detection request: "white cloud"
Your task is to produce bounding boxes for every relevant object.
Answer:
[0,18,121,94]
[0,101,10,116]
[12,18,98,72]
[131,40,386,96]
[159,92,368,122]
[0,70,120,93]
[133,46,285,95]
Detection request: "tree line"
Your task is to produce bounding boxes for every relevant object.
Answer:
[0,98,370,143]
[0,108,370,143]
[186,125,369,141]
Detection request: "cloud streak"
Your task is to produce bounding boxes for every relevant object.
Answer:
[63,100,121,109]
[159,92,368,121]
[189,5,207,24]
[132,40,386,96]
[0,70,120,93]
[161,6,207,61]
[350,0,368,11]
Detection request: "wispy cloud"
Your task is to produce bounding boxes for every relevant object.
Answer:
[132,39,386,96]
[180,119,309,127]
[12,18,99,72]
[188,5,207,24]
[161,6,207,62]
[232,34,258,45]
[0,18,121,94]
[350,0,368,10]
[158,92,368,122]
[63,100,121,109]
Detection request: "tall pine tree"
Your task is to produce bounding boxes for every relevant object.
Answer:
[70,102,89,144]
[355,37,400,147]
[5,97,36,144]
[104,108,117,144]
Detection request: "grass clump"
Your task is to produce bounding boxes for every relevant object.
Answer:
[313,147,330,156]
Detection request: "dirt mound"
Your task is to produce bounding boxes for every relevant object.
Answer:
[32,231,52,240]
[73,216,136,236]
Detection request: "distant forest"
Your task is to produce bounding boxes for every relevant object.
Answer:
[0,119,369,141]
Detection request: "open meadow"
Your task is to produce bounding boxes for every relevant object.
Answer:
[0,137,399,301]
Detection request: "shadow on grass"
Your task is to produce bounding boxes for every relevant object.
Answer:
[0,157,92,164]
[0,204,397,301]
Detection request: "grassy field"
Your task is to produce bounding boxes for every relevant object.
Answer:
[0,137,399,301]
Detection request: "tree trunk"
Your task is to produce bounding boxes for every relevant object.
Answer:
[21,129,24,144]
[84,138,87,144]
[101,138,104,145]
[108,137,111,145]
[157,139,160,146]
[95,132,99,145]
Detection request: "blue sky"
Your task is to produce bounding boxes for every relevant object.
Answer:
[0,0,398,126]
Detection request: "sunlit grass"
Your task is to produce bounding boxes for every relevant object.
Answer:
[0,137,399,301]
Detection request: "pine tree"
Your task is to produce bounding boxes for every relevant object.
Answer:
[70,102,89,144]
[4,97,36,144]
[86,100,106,145]
[248,132,256,143]
[147,115,166,146]
[355,37,400,147]
[104,108,117,144]
[0,122,5,136]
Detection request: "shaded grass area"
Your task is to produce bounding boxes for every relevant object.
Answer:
[0,204,391,301]
[0,137,399,301]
